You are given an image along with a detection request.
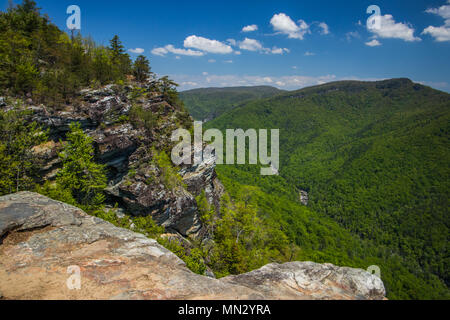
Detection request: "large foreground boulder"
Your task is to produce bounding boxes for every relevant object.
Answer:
[0,192,386,300]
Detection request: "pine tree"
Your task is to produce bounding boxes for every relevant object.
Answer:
[57,122,107,208]
[158,76,180,105]
[18,0,39,13]
[108,35,131,81]
[109,35,125,62]
[133,55,151,82]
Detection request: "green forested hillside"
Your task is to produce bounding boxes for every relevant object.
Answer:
[180,86,284,121]
[206,79,450,299]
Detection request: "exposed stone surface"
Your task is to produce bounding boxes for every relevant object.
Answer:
[222,262,386,300]
[0,192,386,300]
[17,84,224,237]
[299,190,309,206]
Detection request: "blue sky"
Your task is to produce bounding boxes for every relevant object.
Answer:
[3,0,450,92]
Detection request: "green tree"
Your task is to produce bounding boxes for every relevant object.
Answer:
[108,35,131,81]
[158,76,178,95]
[92,47,114,85]
[158,76,181,105]
[109,35,125,61]
[57,122,107,208]
[133,55,151,82]
[0,105,47,195]
[16,0,39,15]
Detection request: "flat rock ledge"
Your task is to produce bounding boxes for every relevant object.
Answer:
[0,192,386,300]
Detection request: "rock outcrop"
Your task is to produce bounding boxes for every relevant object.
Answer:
[0,192,386,300]
[17,84,224,238]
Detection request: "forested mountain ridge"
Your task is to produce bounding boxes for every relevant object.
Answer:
[180,86,284,121]
[206,78,450,299]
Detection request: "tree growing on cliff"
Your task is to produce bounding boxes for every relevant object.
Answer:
[109,35,125,60]
[157,76,183,106]
[109,35,131,81]
[133,55,151,83]
[57,123,107,208]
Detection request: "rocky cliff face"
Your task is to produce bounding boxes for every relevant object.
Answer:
[0,192,386,300]
[25,84,224,238]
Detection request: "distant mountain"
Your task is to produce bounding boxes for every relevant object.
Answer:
[180,86,284,121]
[207,78,450,299]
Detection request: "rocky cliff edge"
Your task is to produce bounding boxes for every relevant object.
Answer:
[0,192,386,300]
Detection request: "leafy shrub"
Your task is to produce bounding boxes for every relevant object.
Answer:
[158,238,207,275]
[152,149,184,190]
[133,215,165,238]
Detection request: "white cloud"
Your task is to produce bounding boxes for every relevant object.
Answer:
[238,38,289,55]
[269,47,289,55]
[128,48,145,54]
[175,56,181,60]
[234,51,242,55]
[304,51,315,56]
[426,1,450,21]
[227,39,237,46]
[239,38,263,51]
[270,13,310,40]
[422,25,450,41]
[318,22,330,35]
[202,72,208,76]
[152,44,205,57]
[166,45,205,56]
[151,47,168,56]
[367,14,421,42]
[365,39,382,47]
[224,60,233,64]
[242,24,258,32]
[208,59,216,63]
[184,35,233,54]
[423,1,450,42]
